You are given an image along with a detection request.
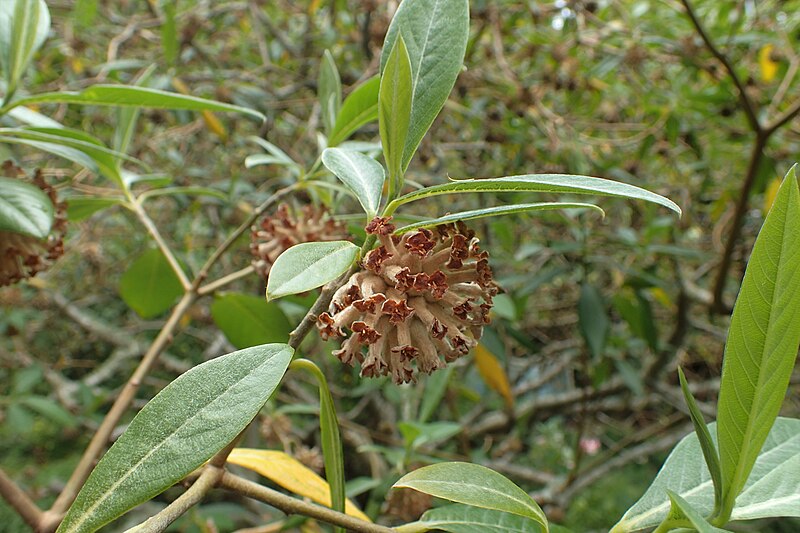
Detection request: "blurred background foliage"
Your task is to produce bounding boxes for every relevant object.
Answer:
[1,0,799,531]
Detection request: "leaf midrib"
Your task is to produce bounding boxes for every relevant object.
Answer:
[67,354,276,532]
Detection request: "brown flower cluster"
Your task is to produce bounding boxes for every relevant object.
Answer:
[318,217,499,384]
[1,162,66,287]
[250,203,348,279]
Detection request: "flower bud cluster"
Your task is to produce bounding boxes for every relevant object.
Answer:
[250,203,348,279]
[1,162,66,287]
[318,217,498,384]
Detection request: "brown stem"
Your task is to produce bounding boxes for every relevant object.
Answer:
[49,293,197,518]
[711,133,767,313]
[679,0,760,132]
[0,468,42,530]
[46,187,298,526]
[765,97,800,136]
[129,199,192,290]
[219,472,394,533]
[126,467,222,533]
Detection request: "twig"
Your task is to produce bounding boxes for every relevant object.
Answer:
[126,467,223,533]
[198,265,256,296]
[0,468,42,530]
[679,0,760,132]
[219,472,394,533]
[129,199,192,290]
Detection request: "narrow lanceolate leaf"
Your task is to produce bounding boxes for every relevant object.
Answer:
[319,50,342,135]
[611,418,800,532]
[57,344,294,533]
[577,283,610,360]
[665,491,732,533]
[678,367,722,514]
[321,147,385,216]
[210,293,292,349]
[716,166,800,516]
[395,503,544,533]
[379,34,413,198]
[474,344,514,409]
[118,249,183,318]
[0,177,53,238]
[396,202,603,234]
[0,0,50,97]
[266,241,359,300]
[380,0,469,170]
[2,85,265,121]
[386,175,681,216]
[226,449,369,522]
[290,359,346,530]
[394,462,549,532]
[329,76,380,147]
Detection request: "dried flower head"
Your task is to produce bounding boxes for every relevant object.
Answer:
[250,203,348,279]
[1,162,67,287]
[318,217,499,384]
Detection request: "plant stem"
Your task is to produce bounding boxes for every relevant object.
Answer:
[197,265,255,296]
[45,188,299,527]
[128,197,192,290]
[49,293,197,518]
[219,472,394,533]
[0,468,42,530]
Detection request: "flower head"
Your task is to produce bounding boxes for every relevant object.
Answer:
[317,217,499,384]
[0,162,67,287]
[250,203,348,279]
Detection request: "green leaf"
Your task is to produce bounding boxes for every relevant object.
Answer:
[610,418,800,532]
[210,293,292,349]
[319,50,342,136]
[393,462,549,532]
[665,491,731,533]
[118,248,184,318]
[0,126,143,184]
[417,365,453,423]
[19,395,77,428]
[66,197,125,222]
[0,0,50,99]
[266,241,359,301]
[678,367,722,515]
[716,166,800,516]
[138,186,227,203]
[0,176,53,238]
[113,64,157,158]
[290,360,346,532]
[161,2,178,66]
[380,0,469,170]
[379,34,413,198]
[329,76,380,147]
[578,283,609,359]
[396,503,544,533]
[3,85,265,121]
[73,0,98,29]
[386,174,681,215]
[396,202,604,234]
[57,343,293,533]
[321,147,385,216]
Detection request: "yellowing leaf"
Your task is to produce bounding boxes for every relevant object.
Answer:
[171,77,228,141]
[227,449,371,522]
[763,176,782,214]
[650,287,672,308]
[759,44,778,82]
[474,344,514,409]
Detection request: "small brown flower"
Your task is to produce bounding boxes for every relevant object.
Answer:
[250,203,348,279]
[317,217,499,384]
[0,162,67,287]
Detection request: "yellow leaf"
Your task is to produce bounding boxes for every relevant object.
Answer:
[200,109,228,142]
[171,77,228,141]
[763,176,782,214]
[759,44,778,82]
[649,287,672,308]
[474,344,514,409]
[227,449,371,522]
